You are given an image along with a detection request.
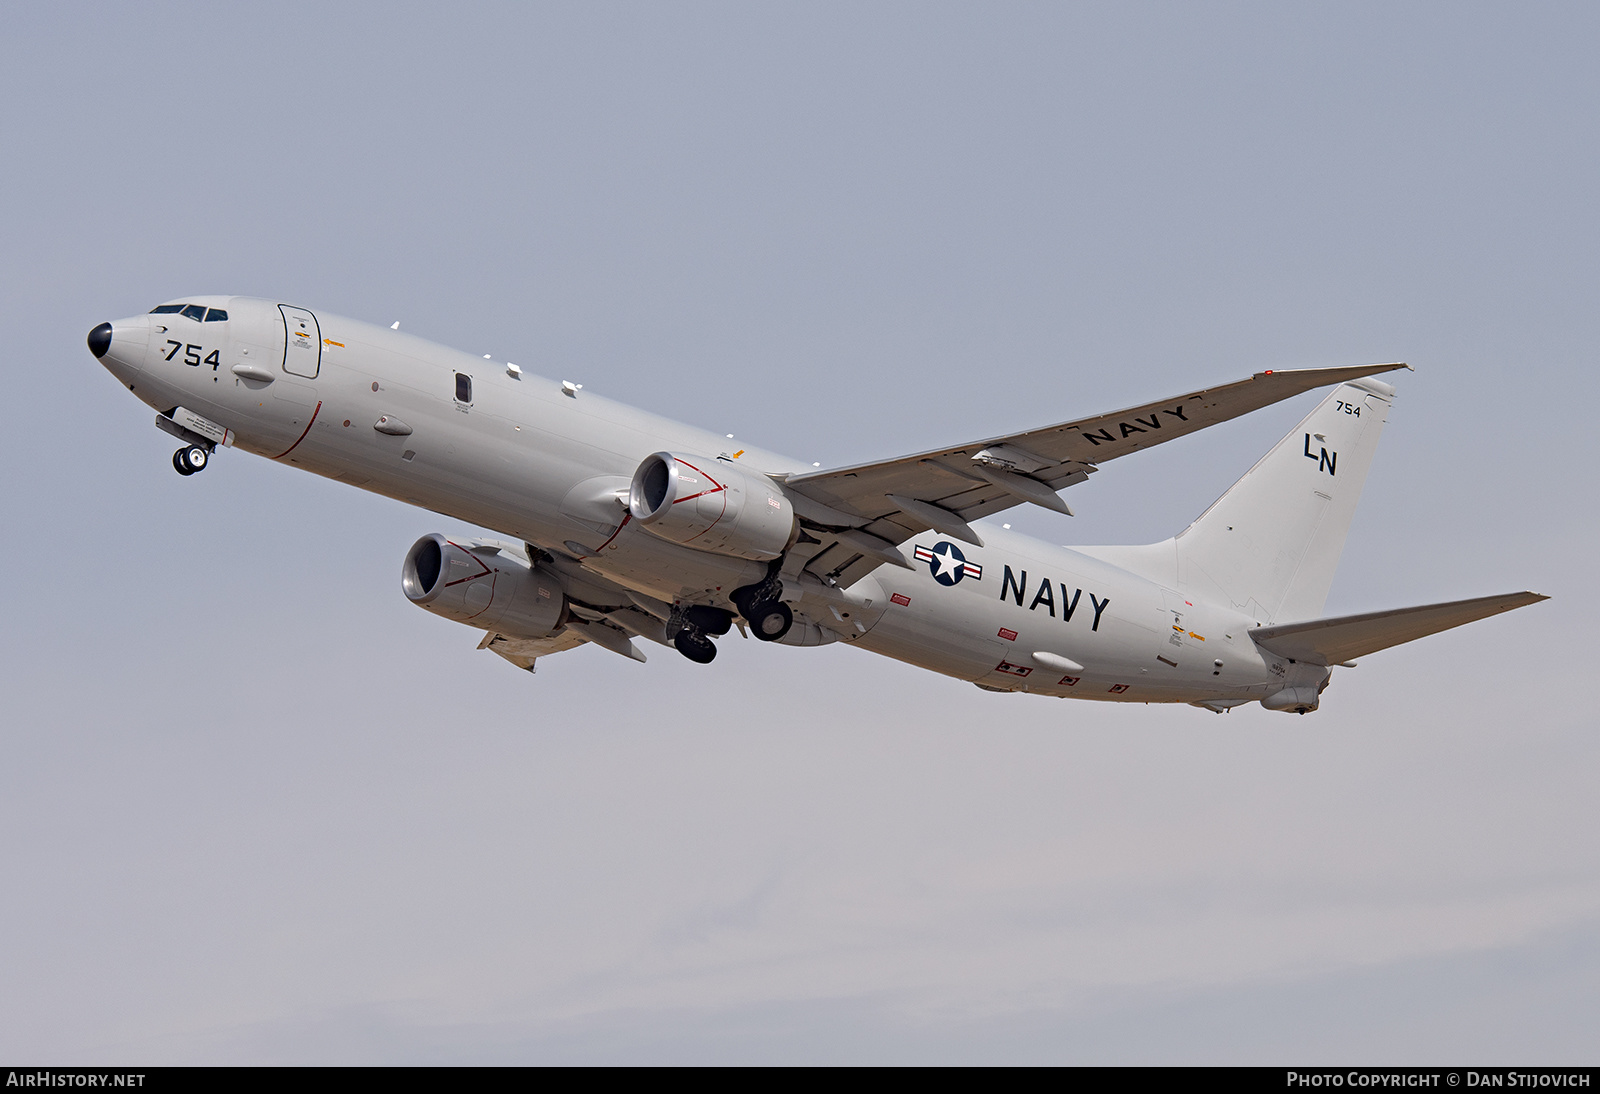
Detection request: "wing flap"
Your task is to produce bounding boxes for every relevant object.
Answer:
[480,628,589,672]
[1249,591,1548,665]
[562,618,648,662]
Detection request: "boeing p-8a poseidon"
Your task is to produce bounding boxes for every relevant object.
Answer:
[87,298,1544,714]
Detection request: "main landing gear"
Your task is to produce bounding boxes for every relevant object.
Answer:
[673,629,718,664]
[672,604,731,664]
[669,567,795,665]
[172,444,210,476]
[733,572,793,643]
[743,599,793,641]
[665,575,796,662]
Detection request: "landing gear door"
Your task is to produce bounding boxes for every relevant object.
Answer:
[280,305,321,378]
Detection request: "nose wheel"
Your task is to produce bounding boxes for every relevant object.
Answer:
[172,444,210,476]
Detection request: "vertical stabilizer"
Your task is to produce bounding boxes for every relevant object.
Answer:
[1170,378,1394,624]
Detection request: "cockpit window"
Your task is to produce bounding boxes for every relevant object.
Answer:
[181,304,206,321]
[149,304,185,314]
[204,308,228,322]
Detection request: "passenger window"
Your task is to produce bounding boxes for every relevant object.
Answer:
[204,308,228,322]
[455,373,472,403]
[181,304,206,321]
[149,304,185,314]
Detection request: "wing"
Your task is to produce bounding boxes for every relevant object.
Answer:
[778,363,1407,589]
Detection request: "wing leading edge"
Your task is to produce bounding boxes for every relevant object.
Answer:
[778,363,1408,589]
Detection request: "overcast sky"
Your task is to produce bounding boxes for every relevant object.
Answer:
[1,1,1595,1063]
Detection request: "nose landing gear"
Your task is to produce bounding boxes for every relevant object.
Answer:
[172,444,210,476]
[155,409,226,477]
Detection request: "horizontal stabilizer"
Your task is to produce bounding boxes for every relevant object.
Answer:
[1250,591,1548,665]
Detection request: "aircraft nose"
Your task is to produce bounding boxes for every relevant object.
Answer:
[87,322,112,359]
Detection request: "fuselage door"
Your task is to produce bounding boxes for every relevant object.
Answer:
[279,305,321,378]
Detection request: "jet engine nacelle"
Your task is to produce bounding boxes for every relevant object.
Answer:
[628,452,797,561]
[401,533,566,638]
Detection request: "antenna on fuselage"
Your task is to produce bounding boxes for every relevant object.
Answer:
[391,321,400,330]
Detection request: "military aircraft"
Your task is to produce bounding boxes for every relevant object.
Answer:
[87,298,1544,714]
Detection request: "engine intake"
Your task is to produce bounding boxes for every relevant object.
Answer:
[628,452,796,561]
[402,534,565,638]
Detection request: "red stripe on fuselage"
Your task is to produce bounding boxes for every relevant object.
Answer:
[270,400,322,460]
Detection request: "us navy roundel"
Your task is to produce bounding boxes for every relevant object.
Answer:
[913,541,984,586]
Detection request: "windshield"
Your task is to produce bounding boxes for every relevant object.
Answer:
[150,303,228,321]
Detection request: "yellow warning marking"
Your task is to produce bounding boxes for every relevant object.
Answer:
[1189,632,1206,641]
[323,339,344,347]
[1173,624,1184,631]
[732,449,745,458]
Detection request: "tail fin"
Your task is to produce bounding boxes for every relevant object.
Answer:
[1170,377,1394,623]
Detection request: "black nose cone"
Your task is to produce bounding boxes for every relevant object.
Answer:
[87,323,113,359]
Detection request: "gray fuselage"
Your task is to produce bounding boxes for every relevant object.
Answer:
[92,296,1286,705]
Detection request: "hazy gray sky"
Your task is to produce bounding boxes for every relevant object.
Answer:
[1,1,1594,1063]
